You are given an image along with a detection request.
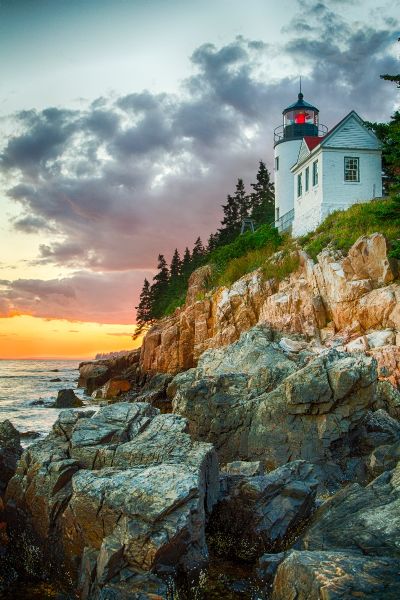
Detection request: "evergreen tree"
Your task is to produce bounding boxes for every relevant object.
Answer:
[234,178,250,221]
[181,247,192,275]
[133,278,153,340]
[150,254,169,318]
[249,161,275,225]
[191,237,206,269]
[218,178,250,243]
[207,232,219,252]
[192,237,205,261]
[169,248,181,278]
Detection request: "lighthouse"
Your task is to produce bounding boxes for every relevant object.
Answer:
[273,91,326,230]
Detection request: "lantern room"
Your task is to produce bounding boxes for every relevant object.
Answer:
[274,92,322,145]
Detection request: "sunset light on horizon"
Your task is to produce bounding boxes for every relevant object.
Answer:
[0,315,140,360]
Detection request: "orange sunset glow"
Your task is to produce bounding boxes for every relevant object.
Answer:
[0,315,141,359]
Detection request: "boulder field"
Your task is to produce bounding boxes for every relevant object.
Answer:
[2,232,400,598]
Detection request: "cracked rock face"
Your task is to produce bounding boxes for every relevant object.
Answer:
[271,462,400,599]
[208,460,319,561]
[140,233,400,375]
[170,325,390,472]
[5,402,219,599]
[0,420,22,496]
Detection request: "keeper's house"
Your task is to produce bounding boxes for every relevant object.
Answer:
[273,93,382,237]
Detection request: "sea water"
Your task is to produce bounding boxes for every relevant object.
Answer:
[0,359,88,439]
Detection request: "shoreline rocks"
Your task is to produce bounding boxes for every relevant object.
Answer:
[5,402,219,599]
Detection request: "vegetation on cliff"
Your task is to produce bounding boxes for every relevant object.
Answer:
[134,70,400,337]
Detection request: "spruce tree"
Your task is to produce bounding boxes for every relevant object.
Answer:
[150,254,169,318]
[133,278,153,339]
[219,193,240,244]
[181,247,192,275]
[234,178,250,221]
[191,237,206,269]
[249,161,275,226]
[207,232,219,252]
[170,248,181,278]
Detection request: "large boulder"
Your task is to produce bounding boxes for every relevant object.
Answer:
[0,420,22,495]
[208,460,318,561]
[55,389,83,408]
[271,461,400,599]
[272,550,400,600]
[79,363,111,394]
[6,402,219,599]
[170,326,391,473]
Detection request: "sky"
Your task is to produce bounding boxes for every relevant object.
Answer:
[0,0,399,358]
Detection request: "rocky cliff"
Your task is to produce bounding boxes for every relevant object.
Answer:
[140,233,400,383]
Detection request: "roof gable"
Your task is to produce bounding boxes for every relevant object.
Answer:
[321,111,381,150]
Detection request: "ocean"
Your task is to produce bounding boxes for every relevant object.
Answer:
[0,359,90,441]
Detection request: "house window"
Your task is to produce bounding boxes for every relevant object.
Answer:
[312,160,318,186]
[344,156,359,182]
[297,173,302,197]
[305,166,309,192]
[275,157,279,171]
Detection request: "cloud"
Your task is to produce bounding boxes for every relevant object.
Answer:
[0,3,398,323]
[107,332,133,337]
[0,270,152,324]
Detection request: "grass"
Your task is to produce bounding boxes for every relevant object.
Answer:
[299,196,400,261]
[158,195,400,318]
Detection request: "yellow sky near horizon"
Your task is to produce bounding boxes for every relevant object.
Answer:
[0,315,141,359]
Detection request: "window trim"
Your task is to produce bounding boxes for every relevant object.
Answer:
[312,159,318,187]
[297,173,302,197]
[344,156,360,183]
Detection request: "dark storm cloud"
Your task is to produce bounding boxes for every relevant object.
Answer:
[0,5,398,323]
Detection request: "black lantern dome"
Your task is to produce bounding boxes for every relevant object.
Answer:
[281,92,319,139]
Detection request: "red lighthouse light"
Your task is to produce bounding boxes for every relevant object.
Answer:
[294,112,306,124]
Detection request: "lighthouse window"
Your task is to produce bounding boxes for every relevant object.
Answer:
[344,157,359,182]
[275,157,279,171]
[305,166,309,192]
[297,173,302,197]
[312,160,319,186]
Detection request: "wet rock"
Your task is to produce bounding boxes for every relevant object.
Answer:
[50,378,62,382]
[130,373,174,412]
[301,463,400,556]
[350,409,400,455]
[208,461,318,561]
[222,461,264,477]
[19,431,41,440]
[79,363,111,394]
[270,460,400,598]
[272,550,400,600]
[79,351,141,395]
[6,402,219,597]
[99,378,132,400]
[55,389,83,408]
[0,420,22,495]
[257,551,287,580]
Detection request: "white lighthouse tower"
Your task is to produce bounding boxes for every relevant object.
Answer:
[273,91,326,231]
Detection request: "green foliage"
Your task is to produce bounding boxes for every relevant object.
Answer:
[207,224,281,287]
[302,196,400,261]
[209,224,281,271]
[250,160,275,226]
[367,111,400,193]
[261,251,300,282]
